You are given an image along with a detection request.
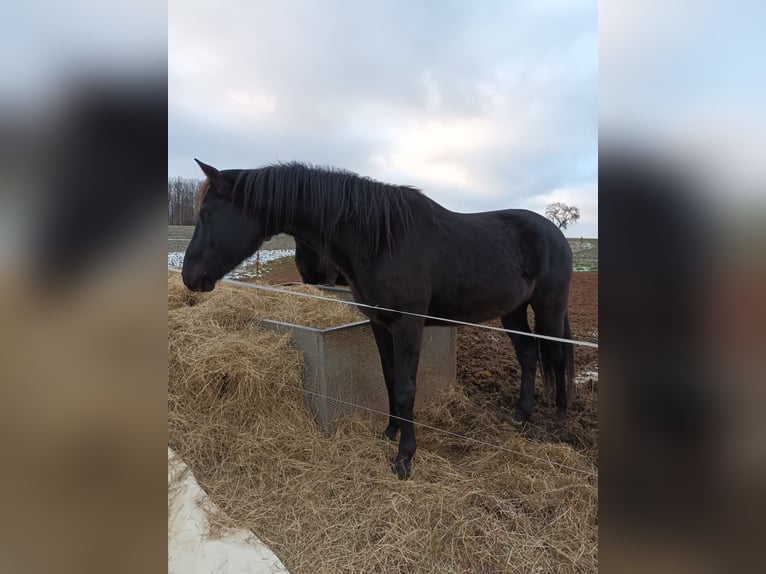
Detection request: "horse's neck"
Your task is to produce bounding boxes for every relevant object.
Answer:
[283,218,343,252]
[283,216,360,278]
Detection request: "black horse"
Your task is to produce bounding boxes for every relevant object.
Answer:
[294,237,348,286]
[182,160,574,479]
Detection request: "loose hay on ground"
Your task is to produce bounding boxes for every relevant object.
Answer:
[168,274,598,573]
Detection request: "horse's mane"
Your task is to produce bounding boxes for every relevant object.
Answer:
[217,162,422,255]
[195,178,211,216]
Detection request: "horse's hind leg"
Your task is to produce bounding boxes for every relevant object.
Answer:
[371,322,399,441]
[502,305,537,425]
[532,299,574,418]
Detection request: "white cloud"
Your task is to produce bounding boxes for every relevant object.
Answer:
[169,0,598,233]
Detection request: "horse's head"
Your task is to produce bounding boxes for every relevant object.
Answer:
[182,159,267,292]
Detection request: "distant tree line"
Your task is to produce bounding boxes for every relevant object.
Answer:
[168,177,202,225]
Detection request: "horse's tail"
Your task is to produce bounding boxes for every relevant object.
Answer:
[563,313,575,399]
[538,313,575,404]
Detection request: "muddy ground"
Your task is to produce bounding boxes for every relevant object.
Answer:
[259,265,599,464]
[455,273,598,463]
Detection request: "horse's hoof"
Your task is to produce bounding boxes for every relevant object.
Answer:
[555,407,568,422]
[510,408,530,427]
[381,427,399,442]
[391,458,412,480]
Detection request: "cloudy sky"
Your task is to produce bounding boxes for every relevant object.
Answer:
[169,0,597,237]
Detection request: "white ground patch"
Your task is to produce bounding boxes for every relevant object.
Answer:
[575,370,599,385]
[570,241,594,252]
[168,250,295,279]
[168,448,289,574]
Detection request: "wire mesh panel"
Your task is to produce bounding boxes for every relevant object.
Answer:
[252,320,329,428]
[416,326,457,405]
[255,318,455,432]
[323,322,385,423]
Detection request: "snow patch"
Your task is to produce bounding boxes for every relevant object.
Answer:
[168,250,295,279]
[575,370,599,385]
[168,448,289,573]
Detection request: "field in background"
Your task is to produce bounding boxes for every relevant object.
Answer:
[169,226,296,253]
[168,226,598,271]
[569,238,598,272]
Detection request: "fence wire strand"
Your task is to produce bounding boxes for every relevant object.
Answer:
[294,385,597,477]
[168,267,598,348]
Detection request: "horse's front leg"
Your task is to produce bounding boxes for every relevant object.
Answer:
[370,322,399,441]
[390,316,425,479]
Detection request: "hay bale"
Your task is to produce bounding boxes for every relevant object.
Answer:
[168,275,598,573]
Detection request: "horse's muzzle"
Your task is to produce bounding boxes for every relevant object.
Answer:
[182,267,216,292]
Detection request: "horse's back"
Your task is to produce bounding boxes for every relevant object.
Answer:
[432,207,572,279]
[393,205,571,321]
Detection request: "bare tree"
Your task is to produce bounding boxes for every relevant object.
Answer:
[168,177,202,225]
[545,202,580,230]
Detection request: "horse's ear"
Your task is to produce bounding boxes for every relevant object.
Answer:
[194,158,221,181]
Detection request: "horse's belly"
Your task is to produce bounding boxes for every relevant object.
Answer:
[427,286,531,324]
